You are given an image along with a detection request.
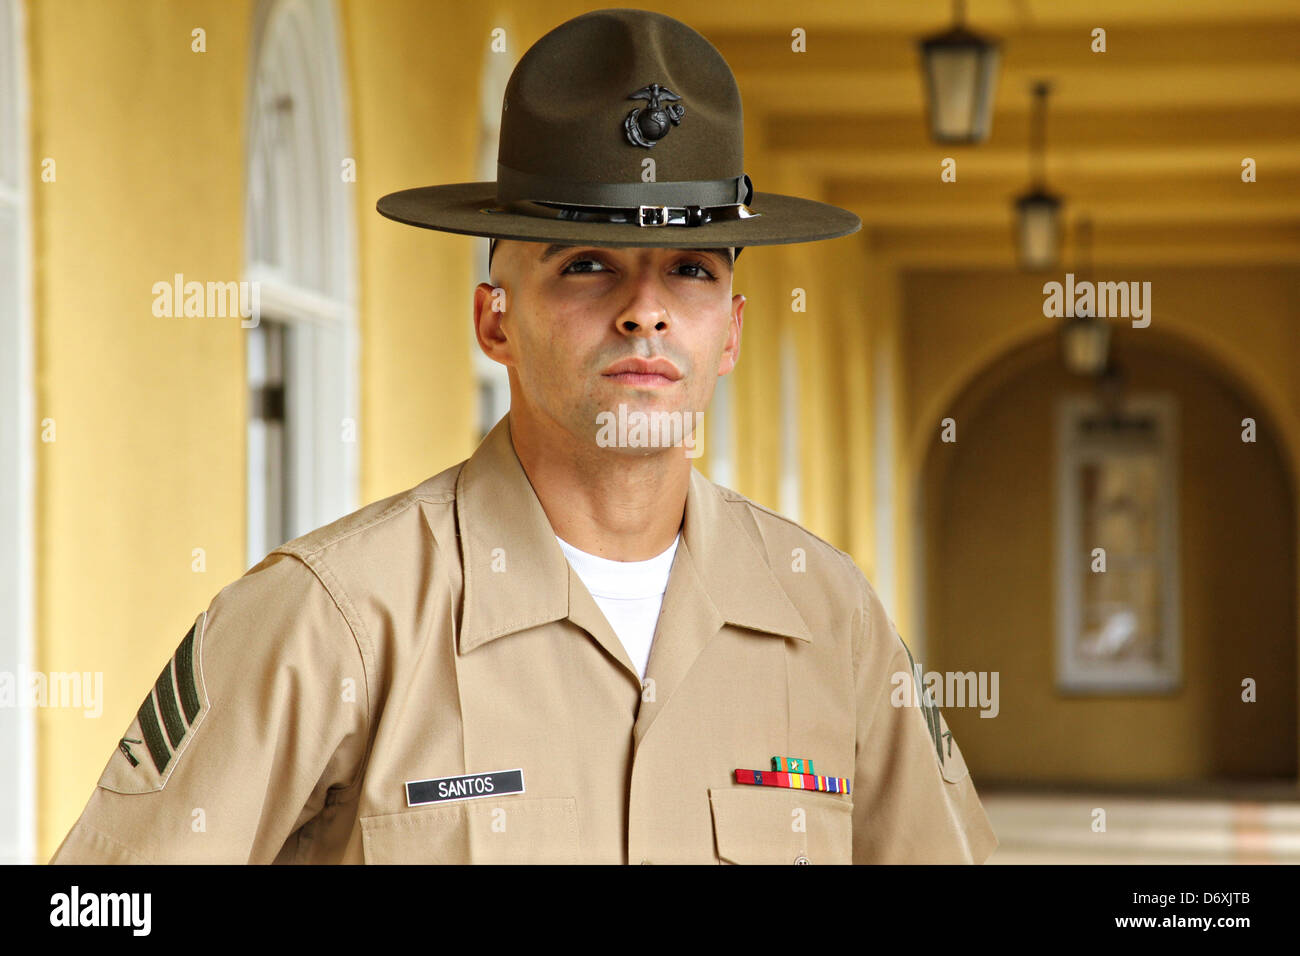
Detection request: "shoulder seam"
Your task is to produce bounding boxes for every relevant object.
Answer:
[715,484,854,562]
[273,492,433,561]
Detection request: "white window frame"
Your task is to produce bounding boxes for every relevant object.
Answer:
[1056,392,1181,694]
[245,0,359,568]
[0,0,35,865]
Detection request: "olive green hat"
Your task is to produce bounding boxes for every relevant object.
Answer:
[376,8,861,250]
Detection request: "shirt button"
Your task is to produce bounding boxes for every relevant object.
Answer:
[793,854,810,865]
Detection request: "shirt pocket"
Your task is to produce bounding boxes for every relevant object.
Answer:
[359,796,580,864]
[708,787,853,865]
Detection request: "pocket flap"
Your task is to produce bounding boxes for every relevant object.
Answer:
[360,796,579,864]
[708,787,853,865]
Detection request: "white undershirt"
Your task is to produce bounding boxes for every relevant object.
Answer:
[555,533,680,681]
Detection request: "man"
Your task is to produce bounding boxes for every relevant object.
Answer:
[51,8,996,864]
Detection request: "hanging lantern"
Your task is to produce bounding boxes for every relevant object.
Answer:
[1061,313,1111,376]
[918,0,1001,143]
[1058,217,1109,375]
[1016,189,1062,270]
[1014,82,1062,270]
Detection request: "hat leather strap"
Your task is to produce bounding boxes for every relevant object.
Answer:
[494,164,759,227]
[498,198,758,227]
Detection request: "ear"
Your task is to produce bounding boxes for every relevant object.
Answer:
[473,282,514,366]
[717,294,745,375]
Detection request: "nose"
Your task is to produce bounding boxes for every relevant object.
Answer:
[615,267,671,338]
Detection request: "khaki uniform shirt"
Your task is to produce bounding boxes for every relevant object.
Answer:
[51,417,997,864]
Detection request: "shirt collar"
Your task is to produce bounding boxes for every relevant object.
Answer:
[455,415,813,655]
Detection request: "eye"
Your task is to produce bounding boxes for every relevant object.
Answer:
[560,256,608,274]
[558,254,719,279]
[675,259,718,281]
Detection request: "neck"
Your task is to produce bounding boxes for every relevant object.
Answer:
[506,407,689,561]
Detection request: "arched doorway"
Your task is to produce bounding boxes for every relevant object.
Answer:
[920,326,1297,787]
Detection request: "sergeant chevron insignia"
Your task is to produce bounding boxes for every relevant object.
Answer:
[100,613,211,794]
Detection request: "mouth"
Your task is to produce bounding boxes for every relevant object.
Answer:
[601,357,683,387]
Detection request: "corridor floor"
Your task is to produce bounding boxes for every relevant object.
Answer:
[980,789,1300,864]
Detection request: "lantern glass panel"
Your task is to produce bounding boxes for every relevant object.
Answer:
[923,40,999,143]
[1018,197,1060,270]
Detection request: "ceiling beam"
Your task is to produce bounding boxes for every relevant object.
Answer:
[713,21,1300,75]
[826,196,1300,227]
[654,0,1300,32]
[760,105,1299,154]
[768,145,1300,180]
[828,172,1293,206]
[860,222,1300,267]
[732,65,1300,115]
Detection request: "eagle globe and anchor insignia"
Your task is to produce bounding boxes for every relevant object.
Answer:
[624,83,685,148]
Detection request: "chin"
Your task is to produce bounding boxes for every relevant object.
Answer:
[590,403,705,456]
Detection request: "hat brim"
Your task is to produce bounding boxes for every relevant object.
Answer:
[375,182,861,248]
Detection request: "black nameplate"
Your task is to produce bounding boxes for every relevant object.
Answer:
[405,768,526,807]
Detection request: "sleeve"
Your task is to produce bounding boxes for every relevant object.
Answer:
[849,568,998,864]
[48,551,371,864]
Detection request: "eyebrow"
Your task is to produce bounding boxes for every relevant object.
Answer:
[538,243,733,269]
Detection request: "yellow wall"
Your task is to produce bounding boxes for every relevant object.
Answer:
[822,231,874,572]
[342,0,483,500]
[31,0,255,860]
[725,159,877,572]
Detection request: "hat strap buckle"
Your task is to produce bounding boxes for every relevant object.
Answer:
[638,204,670,227]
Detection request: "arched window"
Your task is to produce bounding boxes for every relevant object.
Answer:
[244,0,359,568]
[0,0,35,864]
